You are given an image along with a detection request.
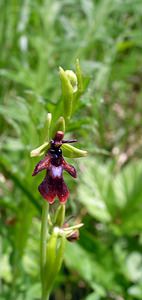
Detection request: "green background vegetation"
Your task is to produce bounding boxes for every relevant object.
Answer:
[0,0,142,299]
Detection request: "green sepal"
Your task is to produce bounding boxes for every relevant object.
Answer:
[54,204,65,227]
[31,113,52,157]
[52,116,65,137]
[30,142,50,157]
[59,66,74,122]
[43,113,52,142]
[62,143,87,158]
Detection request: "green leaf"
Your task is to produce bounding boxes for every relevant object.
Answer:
[78,158,111,222]
[65,242,114,291]
[125,252,142,282]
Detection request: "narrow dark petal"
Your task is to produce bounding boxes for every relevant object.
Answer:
[62,139,77,144]
[32,155,50,176]
[38,175,56,204]
[62,159,77,178]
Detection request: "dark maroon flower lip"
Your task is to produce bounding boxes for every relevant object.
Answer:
[32,131,77,204]
[38,174,70,204]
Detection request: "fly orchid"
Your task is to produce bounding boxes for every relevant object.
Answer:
[32,131,77,204]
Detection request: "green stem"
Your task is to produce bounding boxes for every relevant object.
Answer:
[41,291,49,300]
[40,201,49,299]
[40,116,51,300]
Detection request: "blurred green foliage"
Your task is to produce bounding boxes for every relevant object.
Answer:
[0,0,142,299]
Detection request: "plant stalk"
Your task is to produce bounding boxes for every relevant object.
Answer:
[40,201,49,299]
[41,291,49,300]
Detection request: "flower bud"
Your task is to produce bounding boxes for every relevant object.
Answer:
[65,70,78,93]
[59,66,74,122]
[67,230,79,242]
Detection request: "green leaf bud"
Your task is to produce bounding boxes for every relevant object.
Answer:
[65,70,78,93]
[59,66,74,122]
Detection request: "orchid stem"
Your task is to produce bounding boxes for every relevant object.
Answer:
[40,201,49,299]
[41,118,51,300]
[42,291,49,300]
